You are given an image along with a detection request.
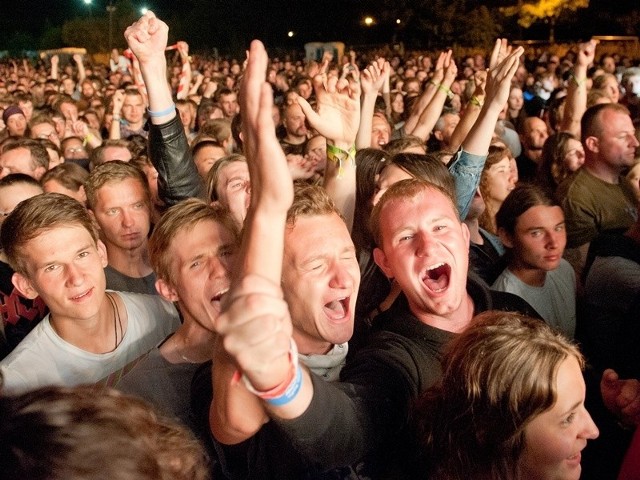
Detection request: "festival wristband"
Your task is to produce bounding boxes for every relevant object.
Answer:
[147,103,176,118]
[326,144,356,179]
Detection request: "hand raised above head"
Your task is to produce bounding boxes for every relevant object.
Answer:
[123,10,168,64]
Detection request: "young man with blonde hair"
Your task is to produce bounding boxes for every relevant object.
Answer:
[0,194,179,394]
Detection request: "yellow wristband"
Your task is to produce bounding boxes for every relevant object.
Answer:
[326,144,356,179]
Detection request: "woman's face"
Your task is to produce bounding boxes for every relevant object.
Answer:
[562,139,585,172]
[603,76,620,103]
[508,88,524,111]
[372,164,412,206]
[519,356,599,480]
[484,157,515,204]
[392,93,405,115]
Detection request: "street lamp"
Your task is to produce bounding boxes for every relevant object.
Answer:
[83,0,92,16]
[107,1,116,52]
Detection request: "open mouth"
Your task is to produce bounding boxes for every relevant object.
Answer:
[211,287,229,310]
[323,296,350,321]
[422,263,451,293]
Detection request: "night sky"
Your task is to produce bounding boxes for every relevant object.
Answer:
[0,0,638,52]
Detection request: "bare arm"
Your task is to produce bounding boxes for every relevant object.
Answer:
[73,54,86,83]
[176,41,192,100]
[448,69,487,153]
[409,51,457,141]
[559,40,597,137]
[298,67,361,231]
[355,58,390,150]
[403,51,446,134]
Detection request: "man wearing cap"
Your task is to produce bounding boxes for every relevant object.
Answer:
[3,106,27,138]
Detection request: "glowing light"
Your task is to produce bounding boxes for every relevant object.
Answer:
[288,31,295,38]
[364,16,374,26]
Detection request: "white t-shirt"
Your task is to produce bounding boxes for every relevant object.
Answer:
[0,291,179,394]
[492,259,576,338]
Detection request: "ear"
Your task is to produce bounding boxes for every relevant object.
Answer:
[584,136,598,154]
[434,130,443,141]
[96,239,108,268]
[155,278,179,302]
[497,227,513,249]
[12,272,38,300]
[78,185,87,203]
[460,222,471,248]
[373,247,394,279]
[34,166,47,181]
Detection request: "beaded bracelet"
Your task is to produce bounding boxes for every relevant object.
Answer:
[147,103,176,118]
[326,144,356,179]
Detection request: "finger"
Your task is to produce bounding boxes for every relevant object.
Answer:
[489,38,501,70]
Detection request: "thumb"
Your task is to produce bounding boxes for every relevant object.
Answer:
[296,96,319,125]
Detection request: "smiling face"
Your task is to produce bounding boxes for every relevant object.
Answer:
[484,156,516,205]
[13,225,108,324]
[519,356,599,480]
[282,213,360,354]
[159,219,235,330]
[373,185,471,329]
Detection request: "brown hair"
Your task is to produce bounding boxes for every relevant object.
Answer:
[418,311,583,480]
[1,193,98,274]
[286,184,343,228]
[479,144,513,234]
[0,385,209,480]
[149,198,239,286]
[206,154,246,202]
[41,162,89,193]
[369,178,458,247]
[84,160,150,210]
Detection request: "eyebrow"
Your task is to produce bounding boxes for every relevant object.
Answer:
[35,243,93,270]
[561,400,583,417]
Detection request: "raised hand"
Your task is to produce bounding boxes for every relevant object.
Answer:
[124,11,169,64]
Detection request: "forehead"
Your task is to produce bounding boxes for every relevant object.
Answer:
[169,218,234,259]
[525,118,546,132]
[95,177,146,203]
[515,205,564,230]
[0,183,42,211]
[285,213,352,259]
[1,147,31,164]
[219,161,248,179]
[379,187,458,229]
[600,109,633,132]
[123,94,143,105]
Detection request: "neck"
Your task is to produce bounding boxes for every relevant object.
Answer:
[464,218,483,245]
[293,329,332,355]
[583,160,620,184]
[50,292,121,353]
[410,293,475,333]
[508,264,547,287]
[105,244,153,278]
[160,319,217,364]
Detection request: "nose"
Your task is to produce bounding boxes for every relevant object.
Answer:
[120,209,135,228]
[631,134,640,148]
[415,231,436,257]
[65,263,84,287]
[209,255,229,279]
[328,260,354,290]
[579,408,600,441]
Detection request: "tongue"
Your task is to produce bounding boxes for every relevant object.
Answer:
[325,299,346,318]
[424,266,449,292]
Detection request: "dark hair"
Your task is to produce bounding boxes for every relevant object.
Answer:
[496,183,557,236]
[536,132,579,193]
[352,148,386,251]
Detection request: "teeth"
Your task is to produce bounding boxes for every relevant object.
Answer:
[212,287,229,302]
[426,262,445,273]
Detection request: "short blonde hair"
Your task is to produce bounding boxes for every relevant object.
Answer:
[148,198,239,286]
[1,193,98,274]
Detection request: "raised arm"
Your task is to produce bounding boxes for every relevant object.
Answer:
[403,51,446,134]
[559,40,597,137]
[124,11,205,204]
[355,58,391,150]
[447,69,487,153]
[409,51,458,142]
[175,41,192,100]
[73,53,86,83]
[297,66,361,230]
[210,39,300,445]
